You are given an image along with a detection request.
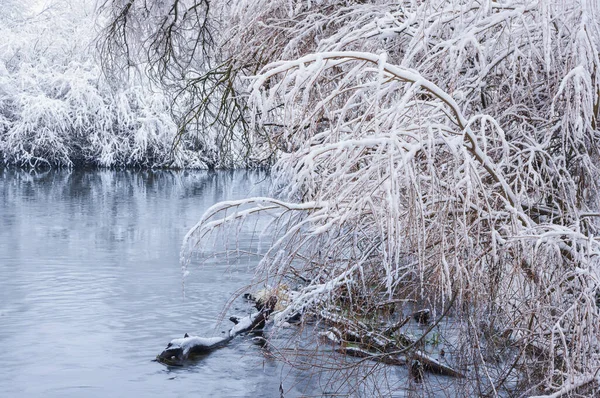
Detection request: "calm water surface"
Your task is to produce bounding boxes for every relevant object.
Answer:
[0,169,304,398]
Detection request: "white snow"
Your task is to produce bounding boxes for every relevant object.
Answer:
[168,336,226,355]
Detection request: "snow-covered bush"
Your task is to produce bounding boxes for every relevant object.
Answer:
[104,0,600,395]
[0,0,215,168]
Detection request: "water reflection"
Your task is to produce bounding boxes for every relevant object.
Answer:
[0,169,284,398]
[0,169,422,398]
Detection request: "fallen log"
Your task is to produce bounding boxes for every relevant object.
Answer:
[413,350,464,378]
[156,297,276,366]
[319,309,464,378]
[320,309,406,351]
[327,335,464,378]
[336,346,407,366]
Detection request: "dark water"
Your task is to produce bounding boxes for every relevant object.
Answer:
[0,169,301,398]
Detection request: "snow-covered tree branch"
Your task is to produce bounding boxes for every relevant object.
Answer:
[0,0,221,168]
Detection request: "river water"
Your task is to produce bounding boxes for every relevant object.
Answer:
[0,168,436,398]
[0,169,302,398]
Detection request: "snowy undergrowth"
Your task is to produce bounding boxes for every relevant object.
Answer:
[0,1,214,168]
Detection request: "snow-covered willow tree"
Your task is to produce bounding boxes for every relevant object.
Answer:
[0,0,214,168]
[102,0,600,395]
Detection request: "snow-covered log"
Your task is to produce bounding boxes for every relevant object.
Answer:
[156,297,276,365]
[412,350,464,379]
[321,313,464,378]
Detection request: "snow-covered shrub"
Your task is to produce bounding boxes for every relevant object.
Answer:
[0,0,214,168]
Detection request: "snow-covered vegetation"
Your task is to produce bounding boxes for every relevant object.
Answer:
[31,0,600,395]
[0,0,216,168]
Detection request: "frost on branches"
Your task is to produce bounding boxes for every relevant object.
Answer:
[104,0,600,396]
[0,0,216,168]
